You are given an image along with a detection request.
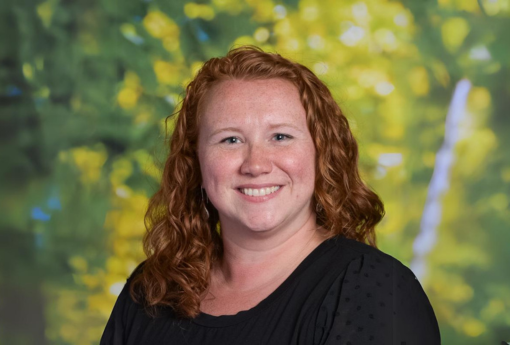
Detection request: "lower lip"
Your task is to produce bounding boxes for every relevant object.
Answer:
[236,186,283,203]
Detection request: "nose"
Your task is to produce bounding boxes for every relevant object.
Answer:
[240,143,273,176]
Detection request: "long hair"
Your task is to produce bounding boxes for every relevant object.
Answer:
[130,45,385,318]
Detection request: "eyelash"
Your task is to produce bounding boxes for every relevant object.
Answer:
[220,134,293,144]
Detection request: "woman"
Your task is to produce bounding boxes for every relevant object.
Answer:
[101,46,441,344]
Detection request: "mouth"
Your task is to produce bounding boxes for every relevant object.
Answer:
[237,186,282,197]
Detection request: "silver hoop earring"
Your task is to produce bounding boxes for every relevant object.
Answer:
[201,187,209,218]
[316,202,323,213]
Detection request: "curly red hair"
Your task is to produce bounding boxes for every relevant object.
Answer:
[130,46,385,318]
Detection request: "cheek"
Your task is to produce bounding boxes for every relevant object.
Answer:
[200,151,238,188]
[280,146,316,187]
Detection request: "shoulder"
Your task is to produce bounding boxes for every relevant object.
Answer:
[332,235,430,308]
[315,236,441,345]
[332,235,416,280]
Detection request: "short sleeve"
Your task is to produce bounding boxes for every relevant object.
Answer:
[317,253,441,345]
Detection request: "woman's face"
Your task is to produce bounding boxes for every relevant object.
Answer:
[197,78,316,235]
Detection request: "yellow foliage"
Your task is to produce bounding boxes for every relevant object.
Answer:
[60,324,79,343]
[104,191,148,238]
[120,23,137,37]
[488,193,509,212]
[162,37,180,52]
[134,111,152,125]
[432,60,450,87]
[60,145,107,184]
[81,274,101,289]
[184,3,216,20]
[280,37,301,51]
[378,94,406,139]
[124,71,141,88]
[454,0,480,13]
[117,71,142,109]
[383,124,404,139]
[299,3,319,22]
[22,63,33,80]
[408,66,429,96]
[462,318,486,337]
[379,94,405,121]
[153,60,181,85]
[351,67,388,89]
[232,35,258,47]
[455,128,497,178]
[351,2,370,26]
[110,158,133,187]
[345,85,365,100]
[132,149,162,182]
[106,208,137,236]
[106,256,127,275]
[432,229,490,269]
[56,291,79,315]
[69,256,88,273]
[113,239,132,257]
[441,17,470,53]
[393,10,411,28]
[88,293,116,317]
[501,166,510,182]
[254,27,270,42]
[377,201,404,235]
[481,0,505,16]
[374,28,398,52]
[104,274,130,290]
[190,61,204,77]
[79,32,99,55]
[274,18,292,36]
[422,151,436,168]
[439,0,480,12]
[246,0,276,22]
[34,86,50,99]
[481,299,506,321]
[37,0,54,28]
[212,0,245,15]
[367,143,404,161]
[431,274,473,303]
[468,87,491,111]
[117,87,140,109]
[143,10,179,39]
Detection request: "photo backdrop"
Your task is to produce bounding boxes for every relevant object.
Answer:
[1,0,509,344]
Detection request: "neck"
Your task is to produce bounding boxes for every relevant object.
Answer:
[214,213,326,292]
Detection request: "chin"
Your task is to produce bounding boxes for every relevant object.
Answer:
[245,224,277,233]
[242,217,283,233]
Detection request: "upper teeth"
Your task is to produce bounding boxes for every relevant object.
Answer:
[240,186,280,197]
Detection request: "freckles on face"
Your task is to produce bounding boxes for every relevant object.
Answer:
[196,78,317,231]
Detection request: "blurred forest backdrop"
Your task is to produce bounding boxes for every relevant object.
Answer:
[1,0,509,343]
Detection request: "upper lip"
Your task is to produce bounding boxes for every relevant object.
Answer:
[236,184,282,189]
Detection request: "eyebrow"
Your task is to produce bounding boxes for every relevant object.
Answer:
[209,123,305,138]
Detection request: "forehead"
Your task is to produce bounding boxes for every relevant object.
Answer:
[199,78,306,126]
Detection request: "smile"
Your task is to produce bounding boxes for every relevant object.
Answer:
[238,186,281,197]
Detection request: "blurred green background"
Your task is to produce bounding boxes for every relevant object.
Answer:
[1,0,509,343]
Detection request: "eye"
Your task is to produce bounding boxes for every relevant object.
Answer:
[220,137,240,144]
[274,133,293,141]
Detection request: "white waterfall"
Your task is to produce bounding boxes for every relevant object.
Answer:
[410,78,472,280]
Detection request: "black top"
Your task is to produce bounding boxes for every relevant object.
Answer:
[101,235,441,344]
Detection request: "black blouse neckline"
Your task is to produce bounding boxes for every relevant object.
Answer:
[193,234,345,328]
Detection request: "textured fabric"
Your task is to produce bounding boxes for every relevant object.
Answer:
[100,235,441,345]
